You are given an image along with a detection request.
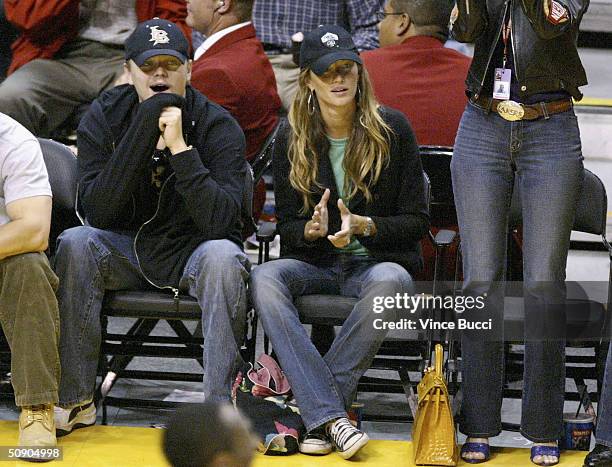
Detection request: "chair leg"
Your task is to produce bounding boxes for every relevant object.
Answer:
[311,324,335,356]
[167,320,203,368]
[398,366,417,420]
[102,401,107,426]
[242,309,257,364]
[97,318,159,402]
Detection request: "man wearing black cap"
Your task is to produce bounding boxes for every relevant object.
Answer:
[53,18,250,435]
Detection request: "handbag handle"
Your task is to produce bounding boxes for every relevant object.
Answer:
[434,344,443,376]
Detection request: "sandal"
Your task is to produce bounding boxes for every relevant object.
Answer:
[531,445,560,466]
[460,442,491,464]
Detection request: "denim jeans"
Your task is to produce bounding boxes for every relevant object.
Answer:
[596,343,612,447]
[53,226,249,407]
[0,253,60,406]
[250,255,413,431]
[451,102,584,442]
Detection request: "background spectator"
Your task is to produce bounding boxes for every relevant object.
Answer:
[0,1,189,137]
[187,0,281,222]
[362,0,471,147]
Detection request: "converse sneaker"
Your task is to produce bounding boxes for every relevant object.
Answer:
[18,404,56,462]
[54,400,96,436]
[299,428,332,455]
[326,417,369,459]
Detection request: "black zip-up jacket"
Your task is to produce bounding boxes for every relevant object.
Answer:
[76,85,247,289]
[273,107,430,275]
[451,0,588,100]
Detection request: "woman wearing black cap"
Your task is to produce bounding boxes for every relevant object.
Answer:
[250,24,429,460]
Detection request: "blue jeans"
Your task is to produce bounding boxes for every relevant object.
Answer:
[451,102,584,442]
[53,226,250,407]
[596,343,612,447]
[250,255,413,431]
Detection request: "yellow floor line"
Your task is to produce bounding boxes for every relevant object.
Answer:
[0,421,590,466]
[575,97,612,107]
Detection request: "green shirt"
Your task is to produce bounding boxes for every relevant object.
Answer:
[327,136,369,256]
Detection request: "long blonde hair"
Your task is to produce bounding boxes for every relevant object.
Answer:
[288,65,392,214]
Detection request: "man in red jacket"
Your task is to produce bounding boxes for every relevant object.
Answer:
[0,0,189,137]
[187,0,280,221]
[362,0,471,147]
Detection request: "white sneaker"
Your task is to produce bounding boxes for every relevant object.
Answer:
[299,429,332,455]
[326,417,369,459]
[54,401,96,436]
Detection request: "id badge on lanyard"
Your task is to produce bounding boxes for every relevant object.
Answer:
[493,17,512,100]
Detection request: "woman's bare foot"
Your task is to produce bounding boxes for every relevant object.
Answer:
[462,437,489,462]
[531,441,559,466]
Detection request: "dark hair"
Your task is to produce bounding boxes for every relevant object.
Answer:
[390,0,453,30]
[233,0,254,22]
[163,403,236,467]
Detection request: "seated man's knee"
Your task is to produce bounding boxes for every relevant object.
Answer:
[190,239,248,285]
[0,72,38,116]
[55,226,99,259]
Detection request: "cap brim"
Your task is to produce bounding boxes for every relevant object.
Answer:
[310,51,362,75]
[131,49,187,66]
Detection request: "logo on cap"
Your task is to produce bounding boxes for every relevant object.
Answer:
[321,32,339,48]
[149,25,170,46]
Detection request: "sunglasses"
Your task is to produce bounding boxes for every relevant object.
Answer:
[375,11,407,22]
[139,56,183,73]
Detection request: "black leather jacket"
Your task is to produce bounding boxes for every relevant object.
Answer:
[451,0,589,100]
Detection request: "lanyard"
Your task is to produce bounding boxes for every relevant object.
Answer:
[502,15,511,69]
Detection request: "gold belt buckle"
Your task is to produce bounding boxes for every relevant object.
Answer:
[497,100,525,121]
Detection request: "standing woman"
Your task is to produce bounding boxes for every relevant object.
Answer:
[450,0,588,465]
[251,25,429,460]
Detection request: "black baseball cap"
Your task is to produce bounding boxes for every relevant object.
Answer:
[125,18,189,66]
[299,24,362,76]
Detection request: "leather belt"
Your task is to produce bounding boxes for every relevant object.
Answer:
[471,95,573,121]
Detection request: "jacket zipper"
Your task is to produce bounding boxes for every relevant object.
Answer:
[478,0,511,97]
[133,173,180,301]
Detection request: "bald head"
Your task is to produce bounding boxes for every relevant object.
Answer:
[378,0,452,46]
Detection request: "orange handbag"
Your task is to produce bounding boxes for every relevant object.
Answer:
[412,343,458,466]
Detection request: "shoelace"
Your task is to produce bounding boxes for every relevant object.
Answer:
[330,419,360,447]
[23,406,50,428]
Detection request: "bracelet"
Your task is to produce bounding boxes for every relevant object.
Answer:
[362,216,374,237]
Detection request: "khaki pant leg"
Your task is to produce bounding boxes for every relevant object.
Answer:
[0,39,124,136]
[267,53,300,113]
[0,253,60,407]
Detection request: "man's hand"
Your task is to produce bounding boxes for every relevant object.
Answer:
[327,199,371,248]
[159,107,189,155]
[304,188,330,241]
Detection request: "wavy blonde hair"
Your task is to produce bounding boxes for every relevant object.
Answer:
[288,65,392,214]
